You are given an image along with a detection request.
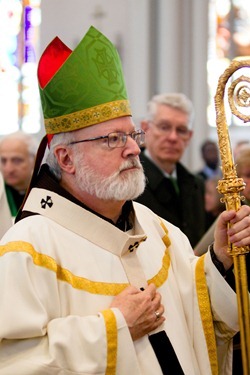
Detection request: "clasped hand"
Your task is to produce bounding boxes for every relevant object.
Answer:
[110,283,165,341]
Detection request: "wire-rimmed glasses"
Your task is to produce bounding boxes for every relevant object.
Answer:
[69,129,145,148]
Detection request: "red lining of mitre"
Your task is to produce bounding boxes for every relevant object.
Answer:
[37,36,72,89]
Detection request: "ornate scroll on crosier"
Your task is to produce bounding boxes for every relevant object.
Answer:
[214,58,250,375]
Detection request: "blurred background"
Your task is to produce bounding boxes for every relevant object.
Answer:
[0,0,249,171]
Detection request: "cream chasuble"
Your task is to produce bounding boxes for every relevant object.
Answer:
[0,187,239,375]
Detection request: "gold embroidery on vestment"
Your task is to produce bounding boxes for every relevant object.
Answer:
[196,255,218,375]
[0,237,171,294]
[101,309,117,375]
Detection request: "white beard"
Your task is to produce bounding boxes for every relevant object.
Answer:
[75,156,146,201]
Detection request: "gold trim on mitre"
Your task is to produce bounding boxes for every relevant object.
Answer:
[45,99,131,134]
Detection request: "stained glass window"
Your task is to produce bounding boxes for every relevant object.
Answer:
[0,0,41,135]
[207,0,250,127]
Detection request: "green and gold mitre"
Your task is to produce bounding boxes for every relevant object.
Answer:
[37,26,131,135]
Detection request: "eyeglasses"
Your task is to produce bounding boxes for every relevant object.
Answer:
[69,129,145,148]
[150,121,190,140]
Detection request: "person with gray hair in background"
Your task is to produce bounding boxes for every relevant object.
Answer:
[135,93,206,248]
[0,131,38,219]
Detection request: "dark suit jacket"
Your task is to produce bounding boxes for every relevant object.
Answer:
[135,152,206,248]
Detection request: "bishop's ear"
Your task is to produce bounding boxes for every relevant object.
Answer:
[53,145,75,174]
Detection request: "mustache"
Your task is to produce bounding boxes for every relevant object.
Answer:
[119,158,143,172]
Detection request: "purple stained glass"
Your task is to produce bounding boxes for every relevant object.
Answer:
[24,6,36,63]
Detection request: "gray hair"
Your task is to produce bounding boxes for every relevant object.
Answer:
[46,131,76,180]
[0,130,39,157]
[146,93,194,128]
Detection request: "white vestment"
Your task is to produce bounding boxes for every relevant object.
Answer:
[0,188,239,375]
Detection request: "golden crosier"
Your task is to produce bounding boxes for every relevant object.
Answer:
[214,57,250,375]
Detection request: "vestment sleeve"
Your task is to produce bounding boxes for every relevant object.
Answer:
[204,250,240,340]
[0,249,137,374]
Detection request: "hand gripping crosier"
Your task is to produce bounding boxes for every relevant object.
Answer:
[214,57,250,375]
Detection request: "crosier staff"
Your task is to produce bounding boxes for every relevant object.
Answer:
[214,57,250,375]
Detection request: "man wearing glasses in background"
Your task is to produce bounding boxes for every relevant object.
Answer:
[136,93,206,248]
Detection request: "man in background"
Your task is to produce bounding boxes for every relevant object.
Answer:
[0,131,38,218]
[197,139,222,180]
[233,140,250,161]
[135,93,206,247]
